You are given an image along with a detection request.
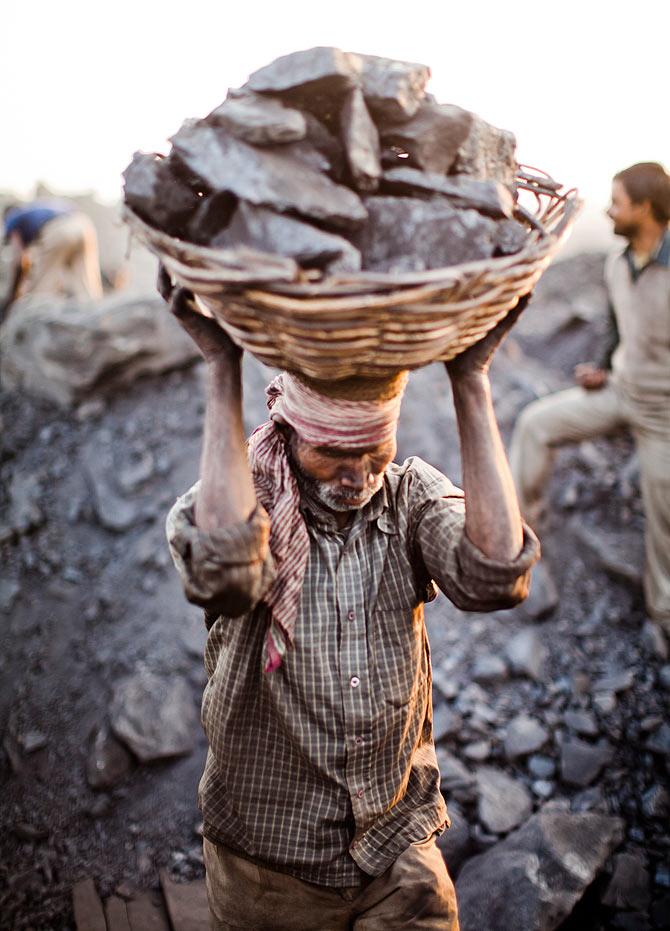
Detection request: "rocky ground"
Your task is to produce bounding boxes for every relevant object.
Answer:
[1,253,669,930]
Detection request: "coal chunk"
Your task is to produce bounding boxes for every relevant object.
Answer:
[353,196,497,273]
[340,86,381,193]
[207,93,307,145]
[122,152,199,236]
[356,53,430,123]
[382,166,515,218]
[169,121,367,230]
[214,203,361,274]
[186,192,237,244]
[495,219,528,256]
[246,46,358,102]
[380,102,473,175]
[453,113,517,186]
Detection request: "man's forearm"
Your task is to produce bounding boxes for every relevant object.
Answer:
[195,358,257,532]
[451,373,523,561]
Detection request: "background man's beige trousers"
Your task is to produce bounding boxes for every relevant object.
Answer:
[22,213,103,301]
[509,382,670,630]
[203,834,459,930]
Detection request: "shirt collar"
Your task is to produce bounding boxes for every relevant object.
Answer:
[624,228,670,279]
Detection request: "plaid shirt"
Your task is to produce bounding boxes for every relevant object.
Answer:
[167,456,539,887]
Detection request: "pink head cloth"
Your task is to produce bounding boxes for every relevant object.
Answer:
[247,372,407,672]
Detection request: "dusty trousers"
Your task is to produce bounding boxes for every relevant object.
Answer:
[203,834,459,930]
[22,213,103,301]
[509,380,670,629]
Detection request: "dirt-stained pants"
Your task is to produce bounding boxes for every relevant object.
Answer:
[509,382,670,630]
[203,834,459,930]
[22,213,103,301]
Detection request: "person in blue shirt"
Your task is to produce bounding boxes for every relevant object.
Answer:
[2,199,103,320]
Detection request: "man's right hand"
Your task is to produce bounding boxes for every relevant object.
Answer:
[575,363,608,391]
[157,263,241,365]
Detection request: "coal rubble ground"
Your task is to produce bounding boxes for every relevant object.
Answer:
[1,253,669,930]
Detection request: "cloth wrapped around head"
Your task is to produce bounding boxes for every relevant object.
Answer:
[248,370,408,672]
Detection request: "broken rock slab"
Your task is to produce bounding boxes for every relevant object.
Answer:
[110,670,198,763]
[382,167,515,219]
[169,121,367,230]
[380,102,473,175]
[214,202,361,274]
[505,626,548,680]
[452,113,518,187]
[560,739,613,787]
[87,725,134,790]
[354,196,496,273]
[246,46,359,103]
[357,53,430,123]
[519,560,559,621]
[601,853,651,911]
[122,152,200,237]
[476,766,532,834]
[340,86,381,193]
[0,294,199,407]
[504,714,549,759]
[456,810,625,931]
[207,93,307,145]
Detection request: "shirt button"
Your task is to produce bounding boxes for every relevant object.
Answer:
[355,736,364,745]
[357,788,365,798]
[347,610,356,621]
[350,676,360,688]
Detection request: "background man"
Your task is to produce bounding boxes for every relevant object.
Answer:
[1,199,103,320]
[510,162,670,638]
[163,269,538,930]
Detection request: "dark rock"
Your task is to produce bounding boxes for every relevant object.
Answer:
[456,811,625,931]
[437,803,471,875]
[452,113,517,187]
[0,472,45,542]
[302,112,347,180]
[207,93,306,144]
[169,121,367,230]
[246,46,358,105]
[495,219,529,256]
[520,560,559,620]
[641,620,668,661]
[437,748,477,804]
[87,725,134,790]
[645,724,670,758]
[214,202,361,274]
[594,669,635,694]
[610,914,651,931]
[433,704,463,742]
[186,191,237,244]
[659,665,670,691]
[504,714,549,759]
[353,196,496,273]
[464,740,492,763]
[122,152,199,236]
[340,86,381,193]
[472,653,508,684]
[379,102,473,174]
[382,167,515,218]
[528,755,556,779]
[505,626,548,680]
[13,821,49,842]
[641,784,669,819]
[560,739,613,787]
[563,710,599,737]
[571,785,606,812]
[357,53,429,123]
[110,670,198,763]
[476,766,532,834]
[602,853,651,910]
[19,730,48,752]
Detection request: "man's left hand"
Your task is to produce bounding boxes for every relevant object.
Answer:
[445,293,530,380]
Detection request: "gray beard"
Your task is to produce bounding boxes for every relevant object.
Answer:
[289,448,382,513]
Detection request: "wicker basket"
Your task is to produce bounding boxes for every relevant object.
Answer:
[123,167,582,379]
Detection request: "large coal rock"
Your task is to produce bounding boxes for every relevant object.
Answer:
[357,53,430,123]
[110,669,198,763]
[0,294,198,406]
[380,102,473,175]
[207,92,307,145]
[456,811,625,931]
[122,152,200,238]
[169,121,367,230]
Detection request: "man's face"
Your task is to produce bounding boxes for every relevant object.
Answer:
[607,179,648,239]
[289,433,397,512]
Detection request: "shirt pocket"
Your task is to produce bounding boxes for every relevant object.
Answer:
[372,605,426,707]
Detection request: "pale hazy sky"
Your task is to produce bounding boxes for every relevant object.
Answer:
[2,0,667,227]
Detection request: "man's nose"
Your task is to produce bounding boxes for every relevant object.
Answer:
[339,461,369,490]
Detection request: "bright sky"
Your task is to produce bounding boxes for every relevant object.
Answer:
[3,0,667,237]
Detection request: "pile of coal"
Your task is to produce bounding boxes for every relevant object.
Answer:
[123,47,528,278]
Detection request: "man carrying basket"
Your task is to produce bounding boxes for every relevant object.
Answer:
[163,268,539,930]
